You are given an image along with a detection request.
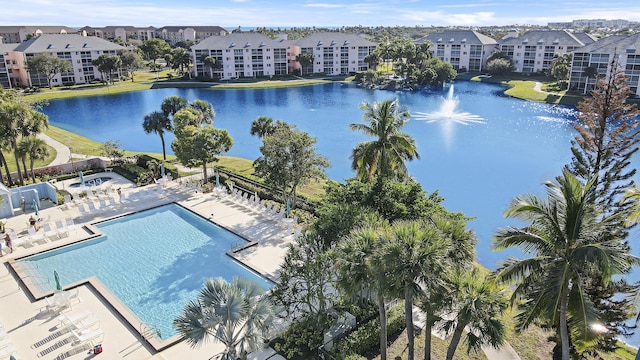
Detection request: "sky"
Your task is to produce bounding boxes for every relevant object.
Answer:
[5,0,640,28]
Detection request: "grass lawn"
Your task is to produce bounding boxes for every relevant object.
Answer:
[468,74,585,106]
[372,329,486,360]
[2,147,57,174]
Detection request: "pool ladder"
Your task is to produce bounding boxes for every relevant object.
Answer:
[140,322,161,342]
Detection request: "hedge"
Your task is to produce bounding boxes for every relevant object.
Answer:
[334,302,405,357]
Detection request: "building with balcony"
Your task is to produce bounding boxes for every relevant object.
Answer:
[499,30,596,73]
[415,30,498,72]
[0,43,15,88]
[290,32,376,75]
[79,26,156,42]
[156,26,229,45]
[568,33,640,96]
[10,34,125,87]
[192,33,288,80]
[0,26,79,44]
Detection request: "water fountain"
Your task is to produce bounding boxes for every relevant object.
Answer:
[413,85,485,125]
[412,85,485,149]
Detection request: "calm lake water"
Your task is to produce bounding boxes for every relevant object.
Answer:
[43,81,582,264]
[42,81,640,345]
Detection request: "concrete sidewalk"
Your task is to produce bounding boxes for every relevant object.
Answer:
[38,133,71,166]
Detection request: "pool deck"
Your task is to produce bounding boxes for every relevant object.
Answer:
[0,172,292,360]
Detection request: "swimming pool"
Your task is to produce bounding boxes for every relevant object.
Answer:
[69,176,112,188]
[18,204,272,339]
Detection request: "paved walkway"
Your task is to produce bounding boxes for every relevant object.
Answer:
[38,133,71,166]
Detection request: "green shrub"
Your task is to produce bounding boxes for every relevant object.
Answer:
[335,302,405,357]
[273,315,331,359]
[114,163,147,184]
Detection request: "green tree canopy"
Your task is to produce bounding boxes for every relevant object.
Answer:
[92,54,122,84]
[139,38,171,64]
[25,53,73,89]
[253,122,329,207]
[118,50,144,81]
[350,99,419,182]
[171,108,233,182]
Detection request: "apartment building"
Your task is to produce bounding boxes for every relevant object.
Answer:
[192,33,288,80]
[415,30,498,72]
[10,34,125,87]
[499,30,596,73]
[79,26,156,42]
[156,26,229,45]
[291,32,376,75]
[0,44,15,88]
[0,26,79,44]
[568,33,640,96]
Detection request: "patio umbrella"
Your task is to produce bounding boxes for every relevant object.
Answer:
[215,172,220,188]
[54,270,62,291]
[286,198,291,218]
[79,171,84,186]
[32,199,39,217]
[161,162,165,177]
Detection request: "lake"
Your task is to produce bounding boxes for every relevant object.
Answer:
[43,81,582,267]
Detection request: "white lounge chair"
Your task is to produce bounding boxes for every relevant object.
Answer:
[54,219,69,238]
[71,328,103,346]
[62,194,74,210]
[77,204,91,217]
[27,228,46,244]
[62,310,92,325]
[98,199,114,212]
[0,345,16,358]
[87,201,101,214]
[6,229,28,249]
[42,223,59,240]
[65,218,77,232]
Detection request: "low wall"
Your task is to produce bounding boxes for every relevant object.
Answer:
[3,158,107,183]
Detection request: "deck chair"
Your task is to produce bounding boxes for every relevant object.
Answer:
[65,217,77,231]
[42,223,59,240]
[27,228,46,244]
[71,328,103,346]
[55,219,69,238]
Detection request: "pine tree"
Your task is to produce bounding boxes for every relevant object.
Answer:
[565,59,640,355]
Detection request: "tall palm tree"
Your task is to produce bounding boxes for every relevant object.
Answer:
[493,169,638,360]
[334,219,391,360]
[190,99,215,124]
[25,137,49,183]
[173,277,274,360]
[383,219,447,360]
[441,267,507,360]
[250,116,276,138]
[161,95,187,118]
[142,111,172,160]
[350,99,419,182]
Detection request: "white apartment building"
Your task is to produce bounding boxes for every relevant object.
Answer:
[0,26,79,44]
[192,33,288,80]
[499,30,596,73]
[0,44,13,88]
[156,26,229,45]
[80,26,156,42]
[415,30,498,72]
[568,33,640,96]
[291,33,377,75]
[10,34,125,87]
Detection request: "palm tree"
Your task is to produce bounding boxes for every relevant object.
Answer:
[334,219,391,360]
[383,219,447,360]
[142,111,172,160]
[25,137,49,183]
[190,99,215,124]
[419,216,477,360]
[0,102,48,186]
[249,116,276,138]
[350,99,419,182]
[493,169,639,360]
[441,267,507,360]
[582,66,598,94]
[161,95,187,118]
[202,55,217,78]
[173,277,274,360]
[295,52,314,76]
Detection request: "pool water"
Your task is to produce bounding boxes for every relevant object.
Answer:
[19,204,272,339]
[69,176,112,188]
